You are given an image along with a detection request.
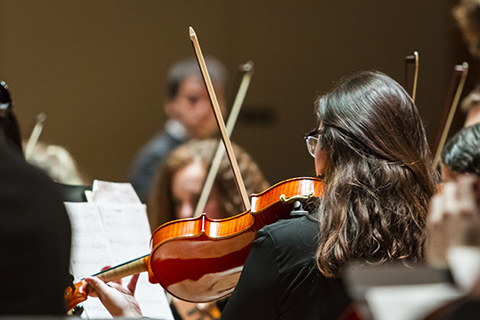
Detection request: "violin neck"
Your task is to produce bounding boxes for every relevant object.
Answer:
[92,254,149,282]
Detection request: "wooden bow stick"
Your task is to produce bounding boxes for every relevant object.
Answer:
[25,112,46,160]
[405,51,419,102]
[189,26,251,211]
[194,61,255,217]
[432,63,469,168]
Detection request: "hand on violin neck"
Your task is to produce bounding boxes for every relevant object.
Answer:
[84,273,142,318]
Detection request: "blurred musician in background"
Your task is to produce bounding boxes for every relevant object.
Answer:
[452,0,480,127]
[25,141,88,186]
[129,57,228,203]
[424,175,480,319]
[148,138,269,231]
[453,0,480,60]
[148,138,268,320]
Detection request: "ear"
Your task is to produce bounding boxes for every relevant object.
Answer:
[164,98,176,118]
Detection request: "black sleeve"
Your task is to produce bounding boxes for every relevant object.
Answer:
[221,228,280,320]
[0,147,72,315]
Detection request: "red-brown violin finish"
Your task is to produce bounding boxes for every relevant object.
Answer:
[148,176,323,302]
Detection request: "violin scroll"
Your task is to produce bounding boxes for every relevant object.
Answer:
[65,280,88,314]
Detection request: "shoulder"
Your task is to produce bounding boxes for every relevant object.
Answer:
[138,130,184,157]
[256,215,319,273]
[260,214,318,249]
[131,131,185,173]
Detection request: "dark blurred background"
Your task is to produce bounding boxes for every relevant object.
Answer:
[0,0,475,185]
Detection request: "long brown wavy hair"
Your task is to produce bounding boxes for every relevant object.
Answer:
[314,71,438,277]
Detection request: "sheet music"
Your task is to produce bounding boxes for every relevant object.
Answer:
[66,202,117,319]
[65,181,173,320]
[67,202,112,281]
[91,180,142,205]
[365,283,462,320]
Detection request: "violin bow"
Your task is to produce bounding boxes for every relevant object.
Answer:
[189,26,251,212]
[432,62,469,169]
[405,51,419,102]
[25,112,46,160]
[194,61,255,217]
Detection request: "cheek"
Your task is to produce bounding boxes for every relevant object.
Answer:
[315,148,330,176]
[204,200,223,219]
[196,103,215,120]
[203,187,226,219]
[441,164,459,183]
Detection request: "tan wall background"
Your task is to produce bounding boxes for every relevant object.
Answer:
[0,0,469,186]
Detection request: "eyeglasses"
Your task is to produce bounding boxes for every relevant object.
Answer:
[303,128,325,158]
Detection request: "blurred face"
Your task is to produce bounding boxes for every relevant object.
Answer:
[167,76,226,139]
[465,105,480,127]
[456,16,480,58]
[441,163,460,183]
[171,162,224,220]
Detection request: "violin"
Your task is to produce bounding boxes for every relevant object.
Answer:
[64,176,323,311]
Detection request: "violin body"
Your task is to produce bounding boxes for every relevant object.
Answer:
[148,177,323,302]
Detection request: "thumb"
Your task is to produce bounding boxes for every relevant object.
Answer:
[85,277,110,298]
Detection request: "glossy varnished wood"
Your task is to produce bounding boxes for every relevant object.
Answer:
[149,177,323,302]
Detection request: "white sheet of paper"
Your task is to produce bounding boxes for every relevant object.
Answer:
[65,187,173,319]
[365,283,462,320]
[65,202,115,319]
[91,180,142,205]
[66,202,113,281]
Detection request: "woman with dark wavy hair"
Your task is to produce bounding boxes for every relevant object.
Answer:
[83,71,438,320]
[221,70,438,319]
[313,70,437,276]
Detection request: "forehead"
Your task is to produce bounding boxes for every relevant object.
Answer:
[178,76,205,92]
[172,162,206,196]
[178,76,224,96]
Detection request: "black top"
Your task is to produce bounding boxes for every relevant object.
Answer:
[221,214,351,320]
[0,146,71,315]
[129,130,185,202]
